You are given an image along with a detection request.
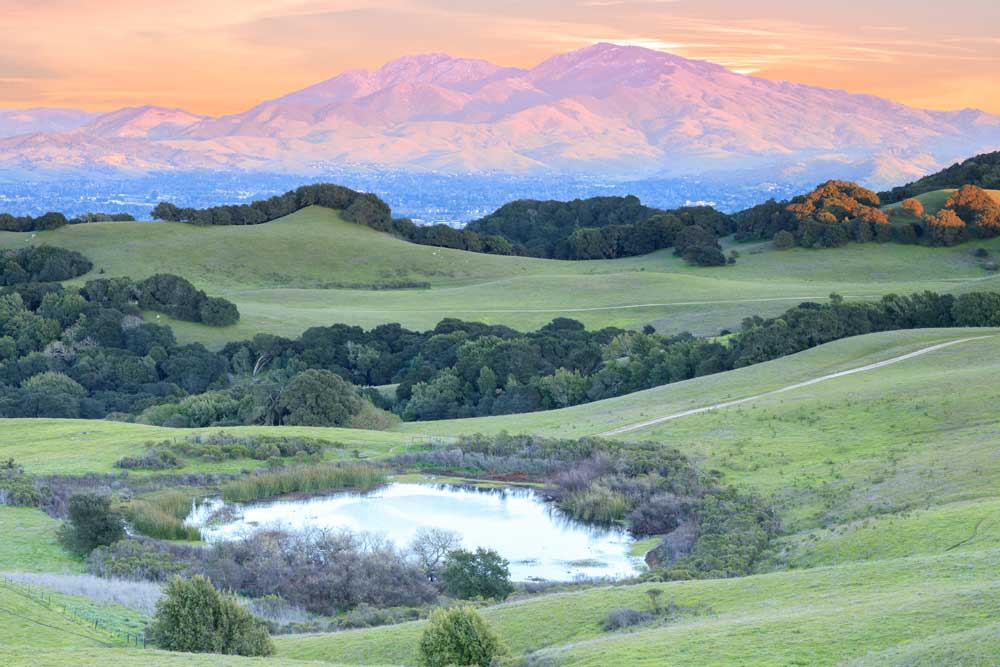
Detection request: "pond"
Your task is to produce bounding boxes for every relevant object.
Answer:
[186,483,644,581]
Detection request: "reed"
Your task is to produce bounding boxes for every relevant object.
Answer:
[126,490,202,541]
[222,464,386,503]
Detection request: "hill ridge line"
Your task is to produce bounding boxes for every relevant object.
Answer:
[599,335,993,436]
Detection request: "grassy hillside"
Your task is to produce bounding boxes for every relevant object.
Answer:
[0,507,81,572]
[3,206,999,346]
[0,584,115,650]
[3,327,999,665]
[274,546,1000,666]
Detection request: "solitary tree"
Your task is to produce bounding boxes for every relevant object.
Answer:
[441,547,515,601]
[150,575,274,656]
[417,606,508,667]
[58,492,125,556]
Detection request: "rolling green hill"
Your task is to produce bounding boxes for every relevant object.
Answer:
[4,206,1000,346]
[3,326,1000,665]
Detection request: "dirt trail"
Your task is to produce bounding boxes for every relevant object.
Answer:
[599,335,992,437]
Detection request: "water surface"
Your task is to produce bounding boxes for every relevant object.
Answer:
[187,483,642,581]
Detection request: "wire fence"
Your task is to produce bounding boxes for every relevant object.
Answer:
[0,575,147,648]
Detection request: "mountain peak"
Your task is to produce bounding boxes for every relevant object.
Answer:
[85,105,206,139]
[1,43,999,188]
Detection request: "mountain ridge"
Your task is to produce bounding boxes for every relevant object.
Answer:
[2,43,1000,187]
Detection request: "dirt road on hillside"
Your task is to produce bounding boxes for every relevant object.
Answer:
[599,336,992,437]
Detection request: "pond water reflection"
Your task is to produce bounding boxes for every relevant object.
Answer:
[187,483,643,581]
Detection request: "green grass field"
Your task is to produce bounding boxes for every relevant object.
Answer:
[3,206,1000,346]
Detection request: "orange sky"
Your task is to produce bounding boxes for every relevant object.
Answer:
[2,0,1000,115]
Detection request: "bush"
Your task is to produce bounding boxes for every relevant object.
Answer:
[115,446,182,470]
[773,230,795,249]
[199,297,240,326]
[58,492,126,556]
[87,539,185,581]
[149,575,274,656]
[417,606,508,667]
[441,548,514,601]
[601,607,654,631]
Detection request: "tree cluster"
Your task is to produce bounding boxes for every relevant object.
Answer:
[466,197,735,262]
[1,246,92,286]
[84,274,240,326]
[736,180,892,249]
[0,211,135,232]
[5,280,1000,426]
[0,283,233,419]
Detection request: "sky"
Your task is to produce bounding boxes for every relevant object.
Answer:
[3,0,1000,116]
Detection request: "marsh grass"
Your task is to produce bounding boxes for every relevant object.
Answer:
[126,490,201,541]
[221,464,386,503]
[559,486,631,524]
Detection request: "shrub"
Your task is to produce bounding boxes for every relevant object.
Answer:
[417,606,508,667]
[87,539,185,581]
[773,230,795,249]
[115,445,182,470]
[220,464,385,502]
[601,607,654,631]
[0,459,48,507]
[441,548,514,601]
[149,575,274,656]
[58,492,125,556]
[199,296,240,326]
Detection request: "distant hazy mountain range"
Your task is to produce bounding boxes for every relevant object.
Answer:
[2,43,1000,188]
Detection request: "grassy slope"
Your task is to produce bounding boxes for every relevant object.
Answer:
[274,546,1000,666]
[0,507,81,572]
[3,206,1000,346]
[0,584,113,650]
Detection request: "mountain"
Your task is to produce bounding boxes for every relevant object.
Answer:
[2,43,1000,187]
[0,108,98,138]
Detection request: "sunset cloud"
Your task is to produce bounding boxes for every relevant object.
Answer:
[0,0,997,114]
